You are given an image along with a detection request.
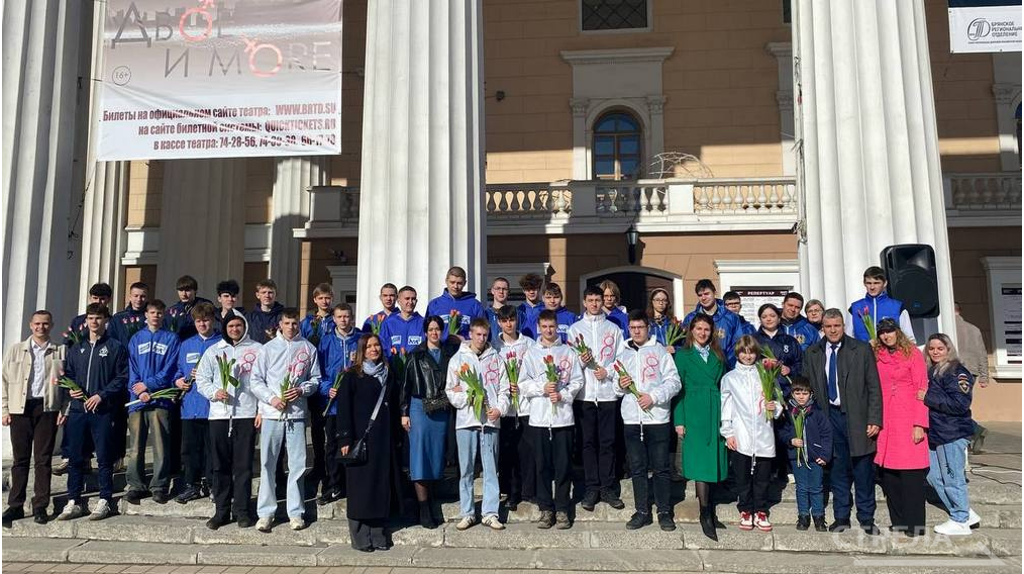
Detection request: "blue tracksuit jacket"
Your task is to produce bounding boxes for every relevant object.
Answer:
[425,290,485,339]
[127,328,181,412]
[175,332,220,419]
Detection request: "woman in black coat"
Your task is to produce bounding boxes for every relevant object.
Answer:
[399,315,461,528]
[338,333,401,552]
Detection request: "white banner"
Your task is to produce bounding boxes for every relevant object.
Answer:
[97,0,342,160]
[948,3,1023,53]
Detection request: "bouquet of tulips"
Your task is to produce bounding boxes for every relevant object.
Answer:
[389,347,408,380]
[309,315,325,347]
[856,306,876,341]
[613,360,651,416]
[447,309,462,337]
[122,315,143,339]
[503,352,521,413]
[543,355,560,417]
[167,308,183,334]
[368,312,386,335]
[664,318,686,347]
[321,368,347,416]
[279,373,294,404]
[457,363,487,422]
[790,402,809,468]
[63,326,86,347]
[125,387,182,408]
[571,335,598,369]
[755,347,784,421]
[216,354,240,391]
[55,376,88,399]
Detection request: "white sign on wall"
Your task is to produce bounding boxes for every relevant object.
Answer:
[948,1,1023,54]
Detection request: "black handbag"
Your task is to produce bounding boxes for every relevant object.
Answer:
[340,381,388,465]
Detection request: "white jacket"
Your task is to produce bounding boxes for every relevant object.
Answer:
[719,363,782,457]
[445,342,510,430]
[567,313,622,403]
[195,335,262,420]
[249,332,320,420]
[613,338,680,426]
[495,333,535,417]
[519,339,583,429]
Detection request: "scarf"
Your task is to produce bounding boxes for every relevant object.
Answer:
[362,359,388,387]
[695,344,710,362]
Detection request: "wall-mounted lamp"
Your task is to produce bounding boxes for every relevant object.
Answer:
[625,225,640,264]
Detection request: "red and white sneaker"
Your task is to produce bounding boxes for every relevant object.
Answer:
[754,512,772,532]
[738,511,754,530]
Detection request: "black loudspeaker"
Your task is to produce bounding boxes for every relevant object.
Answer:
[881,244,939,318]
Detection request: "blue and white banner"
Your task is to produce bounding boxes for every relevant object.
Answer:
[948,0,1022,53]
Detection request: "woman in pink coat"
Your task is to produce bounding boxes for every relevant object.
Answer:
[872,318,929,537]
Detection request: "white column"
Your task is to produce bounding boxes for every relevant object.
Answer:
[78,161,129,302]
[157,159,247,302]
[355,0,487,318]
[571,97,591,179]
[794,0,956,336]
[271,156,329,305]
[2,0,89,343]
[766,42,796,176]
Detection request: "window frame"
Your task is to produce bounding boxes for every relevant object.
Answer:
[579,0,652,35]
[591,110,644,181]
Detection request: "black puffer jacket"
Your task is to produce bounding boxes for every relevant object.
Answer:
[399,340,461,416]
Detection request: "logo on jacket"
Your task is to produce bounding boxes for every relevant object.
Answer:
[408,335,422,347]
[957,373,971,394]
[783,344,791,354]
[154,343,168,355]
[137,342,151,354]
[795,335,805,344]
[99,347,109,358]
[186,352,200,364]
[715,327,725,340]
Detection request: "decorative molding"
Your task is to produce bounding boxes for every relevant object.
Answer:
[645,95,667,114]
[245,223,272,263]
[765,42,792,58]
[570,97,590,117]
[121,226,160,266]
[776,91,794,112]
[560,47,674,66]
[992,83,1020,104]
[715,259,800,275]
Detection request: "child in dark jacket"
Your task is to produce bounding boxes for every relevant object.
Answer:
[778,376,832,532]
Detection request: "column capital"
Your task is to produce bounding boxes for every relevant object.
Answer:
[992,83,1019,104]
[570,97,590,117]
[765,41,792,60]
[645,95,667,114]
[776,90,794,112]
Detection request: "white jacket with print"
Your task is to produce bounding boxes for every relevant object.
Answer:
[495,333,535,417]
[445,342,510,430]
[249,332,320,420]
[195,336,262,420]
[567,313,623,403]
[613,337,680,425]
[519,339,583,429]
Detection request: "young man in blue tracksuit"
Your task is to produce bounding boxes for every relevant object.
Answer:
[682,279,744,368]
[301,283,336,348]
[484,277,512,343]
[517,273,545,339]
[380,286,426,357]
[425,266,486,340]
[125,300,181,504]
[361,283,399,333]
[598,280,630,337]
[165,275,213,341]
[247,279,285,344]
[780,292,820,352]
[56,304,128,522]
[173,302,221,504]
[529,282,576,343]
[724,291,757,336]
[316,303,362,504]
[846,266,916,343]
[109,282,149,346]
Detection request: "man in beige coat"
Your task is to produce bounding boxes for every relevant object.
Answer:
[2,310,67,526]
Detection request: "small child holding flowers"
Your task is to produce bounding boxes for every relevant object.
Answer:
[777,375,831,531]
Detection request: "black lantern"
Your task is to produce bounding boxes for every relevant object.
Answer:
[625,225,640,264]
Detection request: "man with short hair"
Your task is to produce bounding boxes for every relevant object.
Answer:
[568,285,624,512]
[846,266,915,343]
[173,302,221,504]
[110,282,150,345]
[485,277,512,343]
[682,279,745,367]
[216,280,242,321]
[517,273,545,339]
[248,279,285,344]
[301,283,336,347]
[379,286,426,357]
[801,308,882,535]
[125,300,181,505]
[426,266,486,340]
[64,283,114,347]
[250,308,320,532]
[2,311,66,526]
[494,304,536,508]
[165,275,213,341]
[58,304,128,521]
[528,283,576,343]
[362,283,399,333]
[780,292,821,351]
[723,291,756,336]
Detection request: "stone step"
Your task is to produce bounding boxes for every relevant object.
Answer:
[4,514,1021,557]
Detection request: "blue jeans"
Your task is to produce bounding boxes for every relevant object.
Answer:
[927,438,970,523]
[257,418,308,519]
[828,407,876,524]
[791,456,825,517]
[456,426,500,518]
[126,408,171,493]
[66,410,113,502]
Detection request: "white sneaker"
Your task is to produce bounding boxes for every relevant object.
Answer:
[967,508,981,527]
[934,519,972,536]
[754,511,772,532]
[289,516,305,531]
[57,500,85,521]
[482,514,505,530]
[87,499,113,521]
[256,516,274,533]
[456,515,476,530]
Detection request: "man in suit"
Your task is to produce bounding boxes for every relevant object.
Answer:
[802,308,882,534]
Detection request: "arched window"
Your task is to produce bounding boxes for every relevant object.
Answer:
[593,111,642,180]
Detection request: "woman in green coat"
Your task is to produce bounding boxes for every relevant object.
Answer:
[673,313,727,540]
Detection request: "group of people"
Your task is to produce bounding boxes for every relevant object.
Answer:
[0,265,985,550]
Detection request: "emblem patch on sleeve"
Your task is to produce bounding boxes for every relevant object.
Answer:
[957,373,970,394]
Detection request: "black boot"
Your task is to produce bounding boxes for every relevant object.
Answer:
[796,515,811,531]
[812,515,827,532]
[711,506,725,529]
[419,501,436,529]
[699,506,718,541]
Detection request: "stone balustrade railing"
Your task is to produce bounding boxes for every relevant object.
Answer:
[946,172,1022,210]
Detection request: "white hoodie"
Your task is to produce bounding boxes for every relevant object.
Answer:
[719,362,782,458]
[567,312,623,403]
[249,331,320,420]
[195,325,262,420]
[445,342,510,430]
[519,338,583,429]
[613,337,680,426]
[495,332,535,417]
